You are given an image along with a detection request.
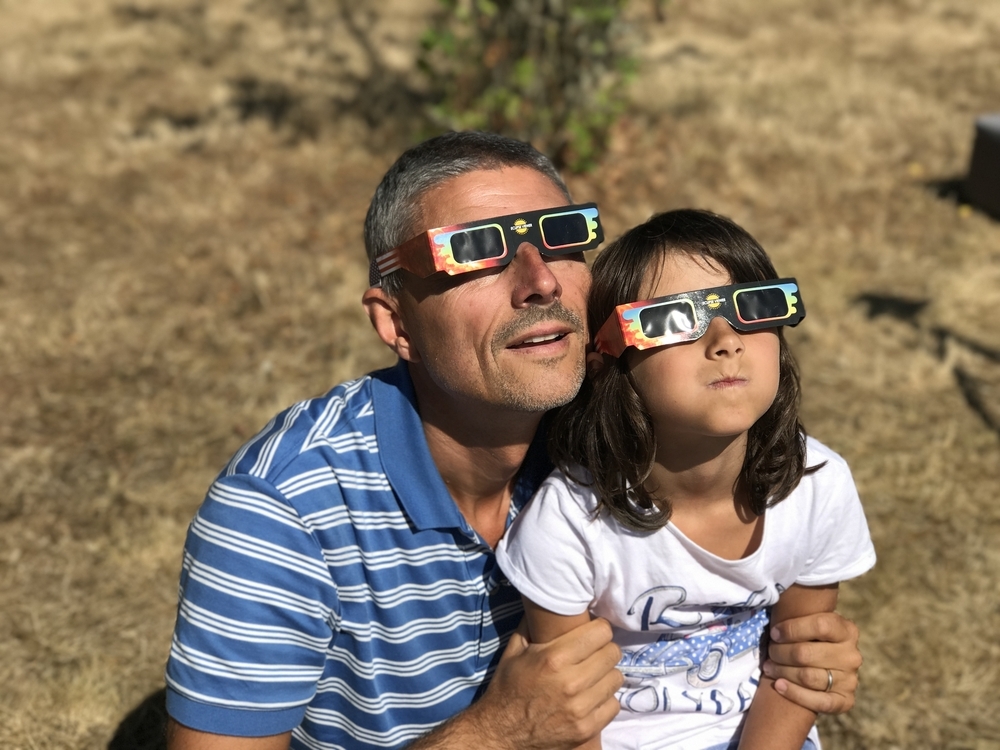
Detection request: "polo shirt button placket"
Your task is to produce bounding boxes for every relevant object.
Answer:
[481,541,519,673]
[458,526,497,672]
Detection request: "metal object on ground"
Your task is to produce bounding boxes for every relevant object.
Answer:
[967,114,1000,218]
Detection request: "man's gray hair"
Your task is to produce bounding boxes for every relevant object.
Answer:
[364,131,572,295]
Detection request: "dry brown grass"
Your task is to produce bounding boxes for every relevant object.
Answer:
[1,0,999,747]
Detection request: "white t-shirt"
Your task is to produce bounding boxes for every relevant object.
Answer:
[496,437,876,750]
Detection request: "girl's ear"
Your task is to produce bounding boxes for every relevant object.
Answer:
[586,349,608,377]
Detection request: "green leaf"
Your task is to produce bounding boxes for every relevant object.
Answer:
[418,0,637,171]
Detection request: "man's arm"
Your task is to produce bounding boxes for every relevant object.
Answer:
[408,615,622,750]
[763,609,862,714]
[166,616,621,750]
[167,720,291,750]
[737,584,839,750]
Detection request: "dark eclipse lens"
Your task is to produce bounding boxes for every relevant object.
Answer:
[734,287,789,321]
[638,301,697,339]
[451,226,505,263]
[539,212,588,248]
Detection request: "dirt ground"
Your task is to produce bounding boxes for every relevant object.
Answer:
[2,0,999,747]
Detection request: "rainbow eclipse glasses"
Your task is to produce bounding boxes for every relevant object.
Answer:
[594,278,805,357]
[370,203,603,286]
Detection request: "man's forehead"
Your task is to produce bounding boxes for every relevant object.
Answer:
[416,166,571,235]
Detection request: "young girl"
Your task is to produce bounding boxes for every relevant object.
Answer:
[496,209,876,750]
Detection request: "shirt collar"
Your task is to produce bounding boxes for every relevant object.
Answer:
[371,359,553,534]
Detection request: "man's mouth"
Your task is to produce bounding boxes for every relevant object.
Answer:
[509,331,568,349]
[491,302,585,356]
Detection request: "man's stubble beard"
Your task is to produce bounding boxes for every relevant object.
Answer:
[489,302,587,413]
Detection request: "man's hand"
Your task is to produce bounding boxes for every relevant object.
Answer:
[477,617,623,749]
[410,618,623,750]
[763,611,862,715]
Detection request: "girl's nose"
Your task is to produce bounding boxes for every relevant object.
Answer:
[704,316,744,358]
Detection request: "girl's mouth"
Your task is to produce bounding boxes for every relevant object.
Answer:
[710,376,748,389]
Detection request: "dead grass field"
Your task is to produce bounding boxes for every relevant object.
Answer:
[1,0,999,747]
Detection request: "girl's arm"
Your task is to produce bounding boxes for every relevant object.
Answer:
[737,583,840,750]
[522,597,605,750]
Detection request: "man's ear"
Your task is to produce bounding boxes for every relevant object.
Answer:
[362,286,421,363]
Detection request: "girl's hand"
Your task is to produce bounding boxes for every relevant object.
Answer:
[763,611,862,714]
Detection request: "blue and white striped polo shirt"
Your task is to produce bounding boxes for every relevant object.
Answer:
[165,360,552,747]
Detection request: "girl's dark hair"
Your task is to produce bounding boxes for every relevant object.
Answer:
[549,208,818,532]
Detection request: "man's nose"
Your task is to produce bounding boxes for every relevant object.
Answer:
[507,242,561,306]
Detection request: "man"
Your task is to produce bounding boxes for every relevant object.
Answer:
[165,132,863,749]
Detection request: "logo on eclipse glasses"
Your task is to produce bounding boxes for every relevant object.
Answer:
[511,219,532,235]
[705,293,724,310]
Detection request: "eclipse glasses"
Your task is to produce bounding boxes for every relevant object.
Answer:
[370,203,603,287]
[594,278,805,357]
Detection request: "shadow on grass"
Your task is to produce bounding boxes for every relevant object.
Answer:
[108,688,167,750]
[855,293,928,325]
[925,174,1000,221]
[857,292,1000,439]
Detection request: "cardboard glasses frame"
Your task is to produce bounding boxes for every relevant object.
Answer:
[594,278,805,357]
[369,203,603,287]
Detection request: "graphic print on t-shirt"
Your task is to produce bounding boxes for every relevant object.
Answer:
[614,585,775,715]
